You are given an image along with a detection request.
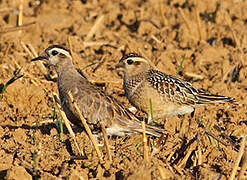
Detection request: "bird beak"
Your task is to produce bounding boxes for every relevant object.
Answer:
[31,52,48,62]
[31,56,46,61]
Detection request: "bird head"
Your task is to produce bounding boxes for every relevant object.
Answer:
[116,53,151,77]
[31,45,72,67]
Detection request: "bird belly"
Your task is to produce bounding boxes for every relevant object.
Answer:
[130,88,195,119]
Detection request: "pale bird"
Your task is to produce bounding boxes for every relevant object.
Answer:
[116,53,236,122]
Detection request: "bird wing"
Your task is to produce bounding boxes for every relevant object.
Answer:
[146,70,204,105]
[147,70,235,105]
[66,78,163,137]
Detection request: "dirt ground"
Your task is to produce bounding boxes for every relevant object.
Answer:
[0,0,247,179]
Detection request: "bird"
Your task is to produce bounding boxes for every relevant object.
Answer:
[31,45,165,137]
[116,53,236,122]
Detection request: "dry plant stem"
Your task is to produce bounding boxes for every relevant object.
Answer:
[222,66,234,83]
[18,0,24,34]
[204,130,229,147]
[53,93,84,157]
[142,121,150,162]
[230,136,246,180]
[184,72,204,80]
[100,122,112,162]
[85,15,105,41]
[92,55,106,73]
[19,42,48,89]
[173,165,184,175]
[224,11,239,48]
[197,144,202,166]
[20,41,33,57]
[0,7,13,13]
[83,41,110,47]
[0,22,36,34]
[177,139,197,168]
[151,35,162,44]
[158,166,166,179]
[67,36,76,64]
[158,166,174,179]
[178,8,192,36]
[10,56,40,88]
[194,0,202,40]
[224,11,244,65]
[28,43,38,57]
[28,43,47,73]
[68,91,103,160]
[159,0,168,26]
[4,43,11,57]
[239,149,247,179]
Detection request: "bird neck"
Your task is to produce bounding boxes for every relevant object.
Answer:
[124,71,146,89]
[54,60,75,75]
[124,70,146,82]
[55,61,87,83]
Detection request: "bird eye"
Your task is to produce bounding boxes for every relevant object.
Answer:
[127,59,134,65]
[51,50,58,56]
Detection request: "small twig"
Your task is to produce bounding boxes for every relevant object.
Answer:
[239,147,247,179]
[149,99,154,124]
[28,43,38,57]
[159,1,168,26]
[177,139,197,168]
[10,56,44,89]
[67,36,77,65]
[158,166,174,179]
[20,41,34,57]
[83,41,111,47]
[142,121,149,162]
[178,8,192,36]
[27,43,47,74]
[151,35,162,44]
[194,0,202,40]
[213,125,239,151]
[0,22,36,34]
[100,122,112,162]
[85,15,105,41]
[173,165,184,175]
[18,0,24,34]
[92,55,106,73]
[0,69,23,96]
[68,91,102,160]
[230,136,246,180]
[184,72,204,80]
[3,42,11,57]
[0,7,13,13]
[53,93,84,157]
[197,143,202,166]
[224,11,239,48]
[222,66,234,83]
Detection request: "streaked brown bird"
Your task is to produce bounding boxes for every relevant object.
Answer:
[31,45,164,137]
[116,53,236,122]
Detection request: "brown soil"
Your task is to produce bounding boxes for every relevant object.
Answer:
[1,0,247,179]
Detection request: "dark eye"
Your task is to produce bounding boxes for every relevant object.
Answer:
[127,59,134,65]
[51,50,58,56]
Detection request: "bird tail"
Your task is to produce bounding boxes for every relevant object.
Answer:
[196,93,236,104]
[131,122,165,137]
[144,124,165,137]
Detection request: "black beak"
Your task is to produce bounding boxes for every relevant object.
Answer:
[31,56,47,61]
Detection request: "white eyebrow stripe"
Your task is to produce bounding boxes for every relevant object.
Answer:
[49,48,71,57]
[127,57,148,63]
